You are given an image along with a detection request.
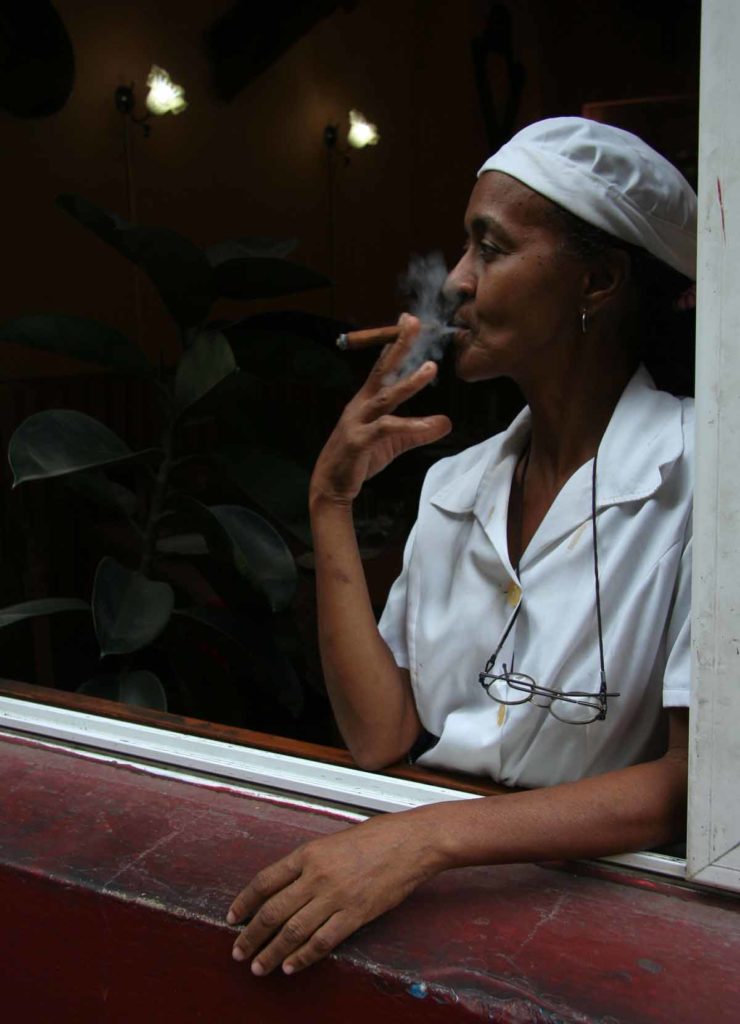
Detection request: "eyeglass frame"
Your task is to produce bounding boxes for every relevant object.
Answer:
[477,446,620,724]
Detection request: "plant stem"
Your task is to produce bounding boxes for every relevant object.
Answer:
[139,420,174,577]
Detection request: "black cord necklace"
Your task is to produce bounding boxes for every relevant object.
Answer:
[512,440,532,577]
[494,439,607,702]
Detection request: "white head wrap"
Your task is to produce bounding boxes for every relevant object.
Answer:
[478,117,697,281]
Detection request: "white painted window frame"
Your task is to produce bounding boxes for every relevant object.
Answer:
[0,695,478,815]
[1,0,737,894]
[686,0,740,893]
[0,697,687,881]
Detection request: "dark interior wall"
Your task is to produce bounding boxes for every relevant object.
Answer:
[1,0,700,378]
[510,0,700,114]
[1,0,485,377]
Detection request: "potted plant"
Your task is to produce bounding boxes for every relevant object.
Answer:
[0,194,354,738]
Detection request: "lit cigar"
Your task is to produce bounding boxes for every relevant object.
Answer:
[336,325,401,350]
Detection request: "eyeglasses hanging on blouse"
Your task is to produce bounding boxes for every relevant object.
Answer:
[478,445,620,725]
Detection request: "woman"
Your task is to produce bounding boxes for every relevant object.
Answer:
[228,117,695,975]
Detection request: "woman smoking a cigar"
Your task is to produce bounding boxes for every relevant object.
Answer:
[228,118,695,974]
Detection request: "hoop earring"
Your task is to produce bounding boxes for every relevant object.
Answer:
[581,308,588,335]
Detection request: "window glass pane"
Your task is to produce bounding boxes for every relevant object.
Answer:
[1,2,702,841]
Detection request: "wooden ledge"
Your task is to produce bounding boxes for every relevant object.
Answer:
[2,732,739,1024]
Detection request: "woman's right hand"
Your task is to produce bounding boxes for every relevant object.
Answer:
[310,314,453,506]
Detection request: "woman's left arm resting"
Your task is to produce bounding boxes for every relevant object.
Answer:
[227,709,688,976]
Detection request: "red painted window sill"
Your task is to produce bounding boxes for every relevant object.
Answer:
[2,732,739,1024]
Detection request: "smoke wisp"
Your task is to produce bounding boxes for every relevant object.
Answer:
[390,251,457,381]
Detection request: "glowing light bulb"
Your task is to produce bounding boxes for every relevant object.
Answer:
[145,65,187,117]
[347,109,379,149]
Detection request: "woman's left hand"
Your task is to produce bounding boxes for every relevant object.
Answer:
[227,810,445,975]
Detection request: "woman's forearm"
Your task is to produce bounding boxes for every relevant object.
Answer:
[229,715,689,976]
[413,722,689,872]
[310,493,422,769]
[306,315,450,768]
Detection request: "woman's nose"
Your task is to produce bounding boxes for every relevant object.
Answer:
[444,256,476,308]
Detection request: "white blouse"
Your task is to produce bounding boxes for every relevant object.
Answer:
[378,366,693,788]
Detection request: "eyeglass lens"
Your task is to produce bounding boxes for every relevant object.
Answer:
[482,672,604,724]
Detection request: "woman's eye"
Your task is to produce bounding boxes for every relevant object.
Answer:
[479,241,502,261]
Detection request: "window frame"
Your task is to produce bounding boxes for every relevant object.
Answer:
[0,693,481,815]
[685,0,740,894]
[1,0,736,895]
[0,693,692,882]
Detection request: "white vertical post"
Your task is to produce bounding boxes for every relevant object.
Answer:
[688,0,740,888]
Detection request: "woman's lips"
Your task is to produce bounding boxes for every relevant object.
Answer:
[453,324,473,345]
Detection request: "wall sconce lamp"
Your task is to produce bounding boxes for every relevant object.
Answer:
[323,109,380,317]
[115,65,187,136]
[324,109,380,158]
[347,109,380,149]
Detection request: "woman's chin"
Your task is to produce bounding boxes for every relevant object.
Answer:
[453,345,502,383]
[452,334,477,379]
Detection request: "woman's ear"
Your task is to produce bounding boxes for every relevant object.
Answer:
[582,248,632,315]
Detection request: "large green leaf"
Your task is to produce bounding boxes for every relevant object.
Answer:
[211,505,297,611]
[64,470,139,518]
[175,367,262,420]
[172,606,303,716]
[9,410,159,486]
[224,322,352,390]
[229,310,352,346]
[216,444,312,547]
[92,557,175,656]
[156,532,208,556]
[0,315,151,373]
[206,237,298,263]
[124,224,215,330]
[77,669,167,710]
[57,194,215,329]
[56,193,129,244]
[210,256,329,302]
[173,498,296,612]
[0,597,89,629]
[174,330,237,413]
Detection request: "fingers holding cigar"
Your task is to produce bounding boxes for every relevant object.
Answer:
[337,314,454,388]
[359,316,440,414]
[371,313,426,382]
[338,315,436,409]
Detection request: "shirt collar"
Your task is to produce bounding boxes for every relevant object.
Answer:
[429,408,528,516]
[429,365,687,517]
[595,364,686,507]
